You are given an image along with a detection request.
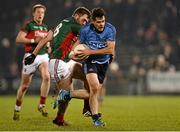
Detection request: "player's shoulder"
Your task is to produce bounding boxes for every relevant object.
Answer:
[26,20,39,27]
[81,23,91,32]
[23,20,33,26]
[62,17,76,24]
[20,20,33,32]
[105,22,116,33]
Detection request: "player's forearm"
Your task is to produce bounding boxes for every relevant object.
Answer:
[33,39,48,55]
[16,37,35,44]
[90,46,114,55]
[90,41,115,55]
[33,30,53,56]
[16,31,35,44]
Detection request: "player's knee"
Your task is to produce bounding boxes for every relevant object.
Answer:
[42,73,50,82]
[91,87,99,95]
[89,83,99,94]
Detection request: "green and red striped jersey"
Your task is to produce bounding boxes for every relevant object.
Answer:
[21,20,48,54]
[50,17,81,61]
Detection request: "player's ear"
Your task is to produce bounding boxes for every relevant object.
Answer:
[74,14,79,19]
[32,12,35,18]
[91,20,95,26]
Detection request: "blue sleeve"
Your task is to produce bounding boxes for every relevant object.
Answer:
[107,26,116,41]
[79,28,86,44]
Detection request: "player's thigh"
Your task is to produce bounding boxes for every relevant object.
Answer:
[22,53,44,75]
[38,62,50,80]
[49,59,71,82]
[71,63,90,90]
[20,73,33,87]
[72,63,86,81]
[86,73,99,89]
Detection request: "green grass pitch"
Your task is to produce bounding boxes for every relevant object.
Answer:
[0,95,180,131]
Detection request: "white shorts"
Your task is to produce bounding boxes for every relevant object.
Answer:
[22,53,49,74]
[49,59,77,83]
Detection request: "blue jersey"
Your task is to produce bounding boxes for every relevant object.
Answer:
[80,22,116,64]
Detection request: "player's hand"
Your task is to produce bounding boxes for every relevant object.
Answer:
[76,49,91,56]
[69,51,79,61]
[69,51,83,61]
[24,54,36,65]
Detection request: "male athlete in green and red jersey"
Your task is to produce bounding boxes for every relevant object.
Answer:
[13,4,50,120]
[25,7,91,126]
[22,15,49,54]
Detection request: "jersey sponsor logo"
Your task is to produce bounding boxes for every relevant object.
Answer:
[34,30,48,38]
[88,41,107,49]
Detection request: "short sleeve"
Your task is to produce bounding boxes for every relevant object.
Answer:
[20,21,30,32]
[79,27,86,44]
[107,26,116,41]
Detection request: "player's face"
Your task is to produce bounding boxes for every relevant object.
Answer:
[93,16,105,32]
[33,7,45,24]
[76,14,89,26]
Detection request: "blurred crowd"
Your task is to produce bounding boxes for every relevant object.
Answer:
[0,0,179,94]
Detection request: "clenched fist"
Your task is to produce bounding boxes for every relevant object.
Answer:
[24,54,36,65]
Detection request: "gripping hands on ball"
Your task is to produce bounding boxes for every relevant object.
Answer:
[69,44,90,62]
[24,54,36,65]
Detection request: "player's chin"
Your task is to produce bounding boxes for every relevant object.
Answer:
[38,17,43,21]
[98,28,103,32]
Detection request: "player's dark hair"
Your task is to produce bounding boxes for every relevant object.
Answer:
[91,8,106,21]
[32,4,46,13]
[73,7,91,19]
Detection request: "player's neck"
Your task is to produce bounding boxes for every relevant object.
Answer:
[34,19,43,25]
[90,24,104,33]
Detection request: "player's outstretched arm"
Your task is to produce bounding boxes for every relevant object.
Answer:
[33,30,53,55]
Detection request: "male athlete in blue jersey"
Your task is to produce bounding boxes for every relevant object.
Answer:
[77,7,116,126]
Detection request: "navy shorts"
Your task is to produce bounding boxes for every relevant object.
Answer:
[83,61,108,84]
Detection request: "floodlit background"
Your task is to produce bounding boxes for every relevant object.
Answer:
[1,0,180,131]
[0,0,180,95]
